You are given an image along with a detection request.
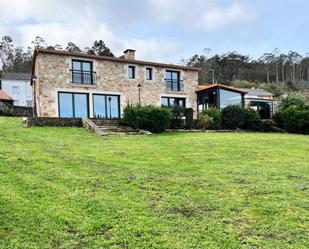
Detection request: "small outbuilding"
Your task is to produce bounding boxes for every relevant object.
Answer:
[240,88,275,119]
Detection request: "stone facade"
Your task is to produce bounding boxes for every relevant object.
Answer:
[33,50,200,118]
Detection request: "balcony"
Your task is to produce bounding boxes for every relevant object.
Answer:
[165,79,184,92]
[70,69,97,85]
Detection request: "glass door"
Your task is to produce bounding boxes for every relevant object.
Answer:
[93,94,120,119]
[58,92,89,118]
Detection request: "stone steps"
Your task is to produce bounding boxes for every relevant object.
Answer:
[83,119,148,136]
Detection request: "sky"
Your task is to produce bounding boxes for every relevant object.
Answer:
[0,0,308,63]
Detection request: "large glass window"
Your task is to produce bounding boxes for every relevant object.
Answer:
[166,71,181,91]
[71,60,93,84]
[93,94,120,119]
[220,89,242,108]
[161,97,186,107]
[58,92,89,118]
[74,94,88,117]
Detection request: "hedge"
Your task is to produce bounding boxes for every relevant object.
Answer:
[274,107,309,134]
[122,105,171,133]
[221,105,245,129]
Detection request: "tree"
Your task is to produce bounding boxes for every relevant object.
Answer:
[273,48,280,83]
[0,36,14,72]
[86,40,114,57]
[65,42,82,53]
[259,52,275,83]
[31,36,46,50]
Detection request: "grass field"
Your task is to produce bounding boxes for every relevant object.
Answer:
[0,117,308,249]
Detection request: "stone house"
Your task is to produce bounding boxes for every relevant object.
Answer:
[31,49,200,119]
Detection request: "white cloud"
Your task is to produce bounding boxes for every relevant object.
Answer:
[0,0,257,62]
[201,2,255,31]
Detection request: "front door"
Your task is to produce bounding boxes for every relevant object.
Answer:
[93,94,120,119]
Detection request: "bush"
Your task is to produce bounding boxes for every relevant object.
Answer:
[196,114,213,130]
[243,108,262,130]
[273,111,285,128]
[202,108,221,130]
[170,106,185,129]
[260,119,275,132]
[185,108,193,130]
[278,92,307,110]
[123,105,171,133]
[0,106,13,116]
[221,105,245,129]
[274,107,309,134]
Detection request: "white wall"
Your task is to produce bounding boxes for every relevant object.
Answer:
[1,79,32,107]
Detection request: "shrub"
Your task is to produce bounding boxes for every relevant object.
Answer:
[221,105,245,129]
[278,92,307,110]
[274,107,309,134]
[123,105,171,133]
[260,119,275,132]
[0,106,13,116]
[170,106,185,129]
[202,108,221,130]
[196,114,213,130]
[243,108,261,130]
[273,111,285,128]
[185,108,193,130]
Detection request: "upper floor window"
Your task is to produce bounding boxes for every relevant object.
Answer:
[12,86,20,95]
[128,66,135,79]
[71,60,95,84]
[166,70,181,91]
[146,67,153,80]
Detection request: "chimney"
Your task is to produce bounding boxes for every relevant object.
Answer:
[123,49,136,60]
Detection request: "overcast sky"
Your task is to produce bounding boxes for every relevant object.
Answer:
[0,0,308,63]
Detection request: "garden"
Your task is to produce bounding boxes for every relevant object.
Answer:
[122,92,309,135]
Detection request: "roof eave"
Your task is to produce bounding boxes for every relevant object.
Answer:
[34,49,202,72]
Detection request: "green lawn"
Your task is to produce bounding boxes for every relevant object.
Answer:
[0,117,308,249]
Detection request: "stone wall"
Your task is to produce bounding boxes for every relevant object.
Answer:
[34,53,199,118]
[25,117,83,127]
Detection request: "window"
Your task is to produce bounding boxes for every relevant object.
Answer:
[128,66,135,79]
[161,97,186,107]
[219,89,242,108]
[71,60,94,84]
[146,67,153,80]
[12,86,20,94]
[58,92,89,118]
[166,71,181,91]
[93,94,120,119]
[26,100,33,107]
[250,101,273,119]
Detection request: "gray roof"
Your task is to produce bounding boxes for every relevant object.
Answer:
[1,72,31,81]
[240,88,274,97]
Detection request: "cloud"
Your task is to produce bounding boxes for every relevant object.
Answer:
[0,0,257,62]
[0,0,181,62]
[201,2,256,31]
